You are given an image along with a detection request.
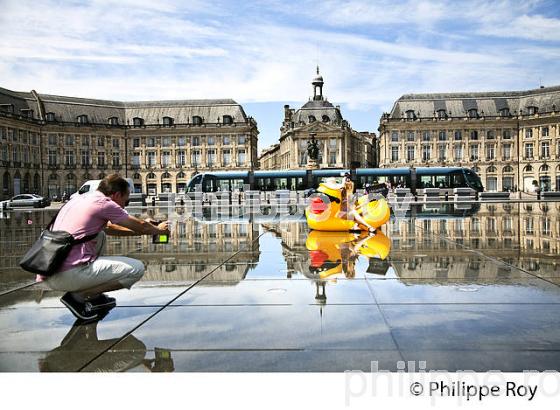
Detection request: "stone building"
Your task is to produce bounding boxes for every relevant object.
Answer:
[0,86,258,200]
[378,85,560,192]
[259,69,376,170]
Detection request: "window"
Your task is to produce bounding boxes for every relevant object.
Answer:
[542,127,549,137]
[112,138,119,149]
[437,109,447,119]
[46,112,56,122]
[527,106,538,115]
[407,131,415,141]
[97,136,105,147]
[65,135,74,146]
[524,143,534,159]
[223,115,233,125]
[147,151,156,167]
[48,134,57,145]
[192,116,202,125]
[192,136,199,146]
[108,117,119,126]
[81,150,90,166]
[177,136,186,146]
[438,131,447,141]
[454,144,463,160]
[499,108,510,117]
[237,149,246,165]
[406,146,415,161]
[223,135,230,145]
[503,129,512,139]
[391,131,399,142]
[422,145,431,161]
[391,146,399,161]
[322,115,330,122]
[422,131,431,141]
[112,152,120,167]
[503,144,511,160]
[162,151,171,167]
[132,153,140,167]
[541,142,550,159]
[238,135,246,144]
[0,128,5,140]
[162,136,170,147]
[177,150,186,166]
[133,138,140,148]
[223,149,231,165]
[147,137,155,147]
[470,130,478,140]
[133,117,144,127]
[454,130,462,140]
[470,144,478,160]
[162,116,174,127]
[48,149,57,166]
[405,110,415,119]
[208,136,215,145]
[191,150,200,166]
[503,165,514,173]
[77,115,88,124]
[468,109,478,118]
[65,150,74,166]
[207,149,216,166]
[525,128,533,138]
[438,145,446,161]
[486,130,495,139]
[97,152,105,166]
[486,145,495,160]
[82,135,89,146]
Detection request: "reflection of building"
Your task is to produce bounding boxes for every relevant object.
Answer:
[0,86,258,200]
[259,68,376,170]
[379,86,560,192]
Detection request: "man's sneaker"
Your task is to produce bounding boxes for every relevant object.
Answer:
[86,293,117,311]
[60,292,98,321]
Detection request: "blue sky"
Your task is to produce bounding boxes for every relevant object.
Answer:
[1,0,560,151]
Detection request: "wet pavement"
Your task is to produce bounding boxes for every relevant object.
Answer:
[0,201,559,372]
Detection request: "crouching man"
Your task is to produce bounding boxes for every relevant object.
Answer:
[45,174,169,322]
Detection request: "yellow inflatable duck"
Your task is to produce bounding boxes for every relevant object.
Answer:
[305,230,392,279]
[305,179,391,232]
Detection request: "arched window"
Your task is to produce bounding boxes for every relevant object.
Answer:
[77,114,88,124]
[108,116,119,126]
[499,108,510,117]
[46,112,56,122]
[523,165,533,172]
[503,165,514,173]
[147,172,156,179]
[192,116,203,125]
[437,109,447,119]
[133,117,144,127]
[223,115,233,125]
[322,115,330,122]
[405,110,415,120]
[177,171,186,178]
[162,172,171,179]
[540,164,549,173]
[472,166,480,173]
[49,173,58,181]
[527,106,538,115]
[308,115,316,123]
[487,166,497,173]
[162,116,174,127]
[133,173,141,180]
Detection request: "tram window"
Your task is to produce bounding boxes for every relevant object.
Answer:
[450,172,466,188]
[420,175,434,188]
[291,177,305,190]
[187,174,203,192]
[231,178,245,191]
[203,177,217,192]
[217,179,231,191]
[435,175,449,188]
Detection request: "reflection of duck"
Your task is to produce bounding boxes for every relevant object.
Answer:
[305,230,392,280]
[305,180,391,231]
[39,321,174,372]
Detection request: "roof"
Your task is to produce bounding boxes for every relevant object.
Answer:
[0,86,249,124]
[292,99,343,125]
[389,85,560,119]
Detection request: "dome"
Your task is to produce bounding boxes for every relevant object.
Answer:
[312,75,324,85]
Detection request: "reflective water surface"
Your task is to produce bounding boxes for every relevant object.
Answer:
[0,202,559,372]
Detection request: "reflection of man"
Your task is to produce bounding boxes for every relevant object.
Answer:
[44,174,170,322]
[39,321,175,372]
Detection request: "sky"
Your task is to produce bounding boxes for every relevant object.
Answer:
[1,0,560,153]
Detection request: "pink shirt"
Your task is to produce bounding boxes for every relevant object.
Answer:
[52,191,129,272]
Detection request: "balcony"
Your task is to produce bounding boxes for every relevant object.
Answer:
[47,163,59,169]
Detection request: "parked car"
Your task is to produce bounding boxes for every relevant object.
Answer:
[70,178,135,200]
[1,194,50,209]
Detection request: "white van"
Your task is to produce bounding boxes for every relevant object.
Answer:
[71,178,135,200]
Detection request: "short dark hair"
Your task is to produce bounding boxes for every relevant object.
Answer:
[97,174,130,196]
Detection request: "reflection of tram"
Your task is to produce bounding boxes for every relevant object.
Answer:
[185,167,484,194]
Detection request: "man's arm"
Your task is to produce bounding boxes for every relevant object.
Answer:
[106,215,169,236]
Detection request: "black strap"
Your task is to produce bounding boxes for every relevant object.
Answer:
[46,203,100,245]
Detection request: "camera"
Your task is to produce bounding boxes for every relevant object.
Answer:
[149,219,169,244]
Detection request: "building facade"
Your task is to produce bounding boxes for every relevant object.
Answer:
[0,86,258,200]
[379,85,560,192]
[259,69,376,170]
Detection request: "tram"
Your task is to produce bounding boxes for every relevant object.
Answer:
[185,167,484,194]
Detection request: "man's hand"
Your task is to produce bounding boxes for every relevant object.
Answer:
[157,221,170,234]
